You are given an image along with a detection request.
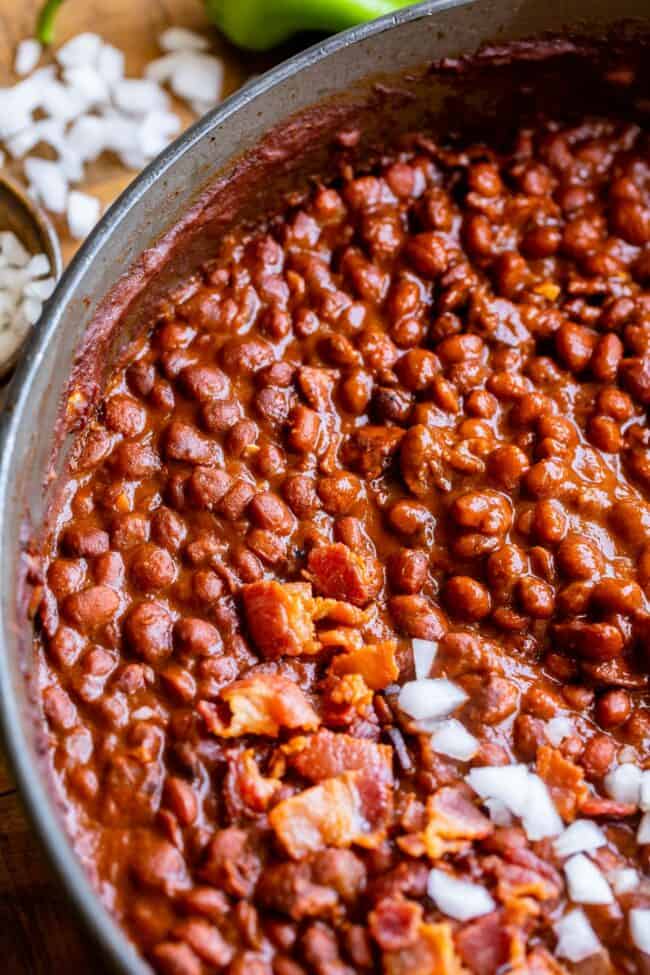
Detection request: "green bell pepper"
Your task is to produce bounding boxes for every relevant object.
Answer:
[37,0,414,49]
[204,0,415,51]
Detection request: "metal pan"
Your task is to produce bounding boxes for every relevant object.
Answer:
[0,1,647,971]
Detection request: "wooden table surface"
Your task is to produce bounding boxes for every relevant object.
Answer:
[0,2,268,971]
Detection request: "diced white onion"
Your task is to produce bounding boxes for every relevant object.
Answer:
[63,65,111,107]
[169,53,223,104]
[67,191,101,240]
[427,869,495,921]
[554,909,601,962]
[159,27,209,52]
[564,853,614,905]
[553,820,607,859]
[545,715,573,746]
[630,908,650,955]
[466,764,531,817]
[0,232,54,367]
[640,770,650,812]
[24,157,68,214]
[520,773,564,841]
[56,32,102,68]
[14,39,41,77]
[398,678,467,723]
[112,78,169,116]
[484,798,513,826]
[637,811,650,845]
[412,638,437,681]
[430,719,479,761]
[604,763,642,805]
[609,867,639,895]
[96,43,125,85]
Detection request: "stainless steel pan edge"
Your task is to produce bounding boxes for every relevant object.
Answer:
[0,1,647,972]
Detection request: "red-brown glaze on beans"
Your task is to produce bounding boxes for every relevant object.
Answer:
[37,110,650,975]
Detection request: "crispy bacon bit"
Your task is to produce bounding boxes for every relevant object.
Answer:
[325,673,375,717]
[241,579,367,658]
[369,897,423,951]
[384,922,468,975]
[269,770,392,859]
[330,640,399,690]
[198,674,319,738]
[485,857,561,903]
[308,543,381,607]
[286,729,393,784]
[242,581,319,658]
[455,911,512,975]
[536,746,588,822]
[224,749,281,820]
[579,796,637,819]
[420,786,493,860]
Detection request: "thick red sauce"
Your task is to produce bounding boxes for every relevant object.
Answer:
[36,102,650,975]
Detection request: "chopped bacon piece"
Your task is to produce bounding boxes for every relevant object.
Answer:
[286,729,393,784]
[578,796,637,818]
[322,673,375,724]
[224,749,281,820]
[536,746,588,822]
[455,911,511,975]
[485,857,561,903]
[199,674,319,738]
[421,786,493,860]
[242,581,319,658]
[330,640,399,690]
[269,769,392,859]
[369,897,423,951]
[241,579,367,659]
[510,947,570,974]
[308,543,381,607]
[384,922,468,975]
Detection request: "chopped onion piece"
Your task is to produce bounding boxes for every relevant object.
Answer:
[604,763,642,805]
[24,157,67,214]
[564,854,613,905]
[159,27,209,52]
[554,909,601,962]
[637,811,650,845]
[57,32,102,68]
[97,43,125,85]
[113,78,169,116]
[609,868,639,895]
[554,820,607,859]
[466,764,530,817]
[545,715,573,746]
[630,908,650,955]
[169,53,223,104]
[14,39,41,77]
[430,719,479,761]
[484,798,513,826]
[67,191,100,240]
[63,66,111,107]
[0,231,30,267]
[521,773,563,841]
[427,869,495,921]
[398,679,467,723]
[640,770,650,812]
[412,638,437,680]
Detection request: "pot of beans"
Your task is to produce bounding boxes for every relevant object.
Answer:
[1,0,649,972]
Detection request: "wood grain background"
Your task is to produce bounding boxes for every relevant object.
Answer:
[0,1,267,970]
